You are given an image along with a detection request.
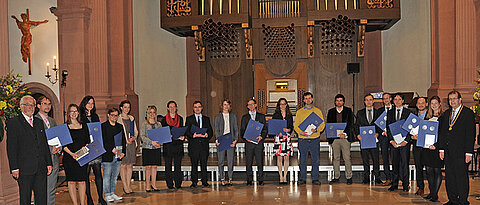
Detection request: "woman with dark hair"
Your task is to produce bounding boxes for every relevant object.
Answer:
[422,96,444,202]
[63,104,90,205]
[79,96,106,205]
[214,99,238,186]
[272,98,294,184]
[117,100,138,194]
[140,105,162,192]
[161,100,185,189]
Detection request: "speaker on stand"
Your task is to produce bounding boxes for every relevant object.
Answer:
[347,63,360,112]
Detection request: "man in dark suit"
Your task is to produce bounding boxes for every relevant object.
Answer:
[386,93,412,192]
[35,96,59,205]
[434,91,475,205]
[7,95,52,205]
[355,94,384,185]
[326,94,355,185]
[240,98,267,186]
[378,93,393,185]
[185,101,213,188]
[410,97,428,196]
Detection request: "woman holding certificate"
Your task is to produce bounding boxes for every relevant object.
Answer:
[214,99,238,186]
[422,96,444,202]
[140,105,162,192]
[63,104,90,205]
[161,101,185,189]
[117,100,138,194]
[272,98,293,184]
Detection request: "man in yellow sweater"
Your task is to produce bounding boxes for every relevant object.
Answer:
[294,92,325,185]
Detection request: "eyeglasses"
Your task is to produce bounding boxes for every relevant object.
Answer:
[41,102,52,105]
[21,104,35,107]
[69,110,79,113]
[448,98,459,101]
[109,114,119,117]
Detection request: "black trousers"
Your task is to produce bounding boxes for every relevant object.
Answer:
[164,144,184,188]
[412,144,425,190]
[360,146,380,180]
[245,141,264,182]
[18,169,47,205]
[379,135,392,180]
[444,151,469,204]
[189,144,209,184]
[426,166,442,201]
[391,145,409,188]
[86,161,104,203]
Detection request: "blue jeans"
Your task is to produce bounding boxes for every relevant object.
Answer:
[299,137,320,181]
[102,160,121,196]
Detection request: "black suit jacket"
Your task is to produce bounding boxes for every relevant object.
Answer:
[185,114,213,151]
[386,106,413,143]
[240,112,267,143]
[355,108,382,140]
[378,105,393,114]
[6,115,52,175]
[271,112,294,134]
[326,107,355,143]
[436,105,475,156]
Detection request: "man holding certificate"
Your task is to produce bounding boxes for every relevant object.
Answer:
[410,97,428,196]
[434,91,475,205]
[386,93,413,192]
[185,101,213,188]
[355,94,383,185]
[293,92,325,185]
[377,93,393,185]
[326,94,354,185]
[240,98,267,186]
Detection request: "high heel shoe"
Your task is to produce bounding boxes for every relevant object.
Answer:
[221,179,226,186]
[151,185,160,191]
[123,188,132,195]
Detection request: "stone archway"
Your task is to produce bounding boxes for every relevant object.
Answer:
[25,82,63,125]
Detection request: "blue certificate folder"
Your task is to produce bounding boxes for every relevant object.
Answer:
[114,131,123,147]
[190,125,207,135]
[416,120,439,148]
[77,139,106,166]
[129,120,135,137]
[298,112,324,132]
[360,126,377,149]
[244,119,264,144]
[217,133,234,152]
[45,124,73,146]
[325,123,347,138]
[172,127,188,139]
[268,119,287,135]
[389,119,408,144]
[401,113,421,134]
[374,111,387,131]
[147,126,172,144]
[87,122,103,143]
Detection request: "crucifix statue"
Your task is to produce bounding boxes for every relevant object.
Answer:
[11,9,48,75]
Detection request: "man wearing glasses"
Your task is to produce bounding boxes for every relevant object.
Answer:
[378,93,393,186]
[433,91,475,205]
[6,95,52,204]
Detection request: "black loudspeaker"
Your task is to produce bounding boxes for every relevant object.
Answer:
[347,63,360,74]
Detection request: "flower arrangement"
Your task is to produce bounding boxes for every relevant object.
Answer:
[471,68,480,119]
[0,73,30,120]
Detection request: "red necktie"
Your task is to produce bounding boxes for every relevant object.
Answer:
[28,118,33,127]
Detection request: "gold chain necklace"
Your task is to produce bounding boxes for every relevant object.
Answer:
[448,106,463,131]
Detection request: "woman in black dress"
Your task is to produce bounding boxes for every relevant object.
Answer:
[423,96,444,202]
[140,105,162,191]
[161,100,185,189]
[272,98,294,184]
[63,104,90,205]
[79,96,106,205]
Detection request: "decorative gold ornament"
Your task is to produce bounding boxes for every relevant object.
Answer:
[166,0,192,17]
[366,0,394,9]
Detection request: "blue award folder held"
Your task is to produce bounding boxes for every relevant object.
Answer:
[147,126,172,144]
[191,125,207,135]
[374,111,387,131]
[389,119,408,144]
[114,131,123,147]
[77,138,106,166]
[129,120,135,138]
[172,127,188,139]
[402,113,421,135]
[45,124,73,147]
[87,122,103,143]
[244,119,264,144]
[217,133,234,152]
[298,112,324,135]
[268,119,287,136]
[417,120,439,148]
[360,126,377,149]
[325,123,347,138]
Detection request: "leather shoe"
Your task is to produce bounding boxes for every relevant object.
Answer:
[384,180,392,186]
[190,183,197,188]
[443,201,454,205]
[297,180,306,185]
[402,186,409,192]
[415,189,423,195]
[362,179,369,184]
[258,181,264,186]
[423,194,432,200]
[388,186,397,192]
[246,181,253,186]
[328,178,339,185]
[202,183,210,187]
[312,180,321,185]
[346,178,352,185]
[429,198,439,202]
[374,179,384,185]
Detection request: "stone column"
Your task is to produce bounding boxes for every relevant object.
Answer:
[186,37,201,116]
[363,31,382,94]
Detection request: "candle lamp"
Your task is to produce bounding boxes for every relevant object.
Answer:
[45,56,59,84]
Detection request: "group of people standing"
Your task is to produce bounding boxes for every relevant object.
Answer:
[5,89,476,205]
